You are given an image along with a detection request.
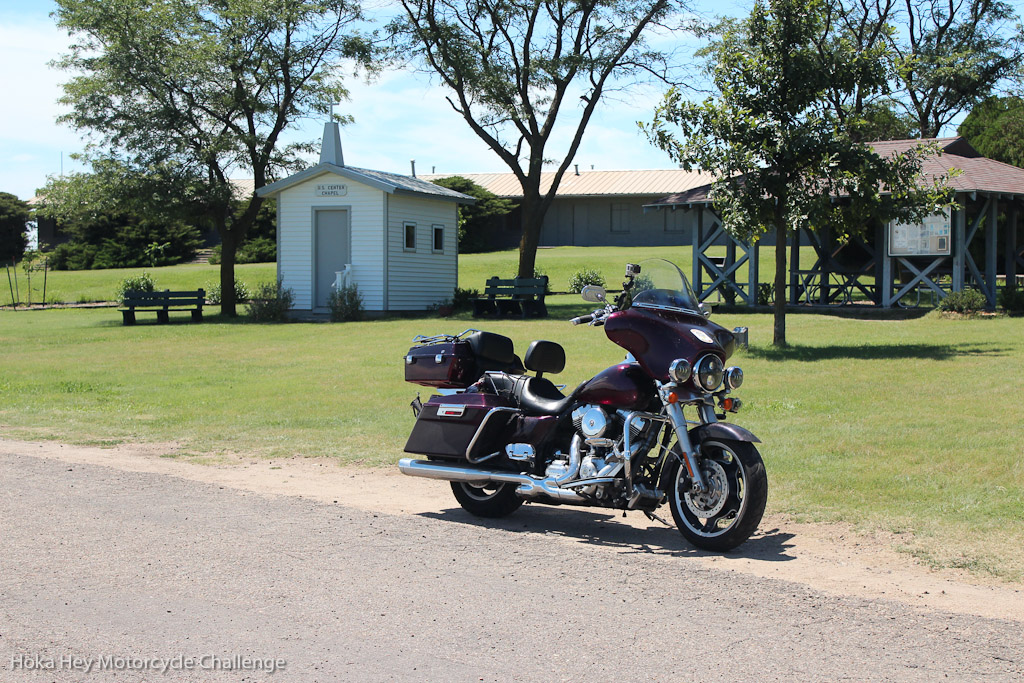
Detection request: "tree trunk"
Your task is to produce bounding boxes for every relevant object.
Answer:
[517,193,544,279]
[773,220,788,347]
[218,195,263,317]
[220,228,238,317]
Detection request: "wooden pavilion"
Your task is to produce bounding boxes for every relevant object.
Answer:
[644,137,1024,309]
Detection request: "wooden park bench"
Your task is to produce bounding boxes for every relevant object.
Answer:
[120,289,205,325]
[472,276,548,318]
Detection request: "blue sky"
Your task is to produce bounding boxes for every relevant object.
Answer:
[0,0,754,201]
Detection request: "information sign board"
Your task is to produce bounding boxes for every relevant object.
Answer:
[888,209,951,257]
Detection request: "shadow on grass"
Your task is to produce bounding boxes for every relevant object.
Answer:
[421,505,796,561]
[745,342,1009,362]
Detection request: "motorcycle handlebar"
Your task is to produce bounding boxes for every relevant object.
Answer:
[570,314,594,326]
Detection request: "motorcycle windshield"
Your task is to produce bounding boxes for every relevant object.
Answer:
[629,259,702,316]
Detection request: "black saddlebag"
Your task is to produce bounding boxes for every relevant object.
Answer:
[404,393,519,462]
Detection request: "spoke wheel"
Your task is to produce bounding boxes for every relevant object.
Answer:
[667,439,767,551]
[450,481,523,518]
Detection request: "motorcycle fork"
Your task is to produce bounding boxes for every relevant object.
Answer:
[665,402,708,494]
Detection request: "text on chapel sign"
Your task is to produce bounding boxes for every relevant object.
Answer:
[315,183,348,197]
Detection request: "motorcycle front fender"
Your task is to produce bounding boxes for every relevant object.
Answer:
[655,421,762,494]
[688,422,761,444]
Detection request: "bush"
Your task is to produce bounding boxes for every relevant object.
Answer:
[205,279,250,305]
[938,288,988,314]
[999,287,1024,316]
[567,268,606,294]
[115,272,156,304]
[757,283,774,306]
[209,236,277,265]
[452,287,479,311]
[328,283,364,322]
[246,280,294,322]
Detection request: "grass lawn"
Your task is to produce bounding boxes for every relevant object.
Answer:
[1,298,1022,580]
[3,262,277,305]
[9,245,813,306]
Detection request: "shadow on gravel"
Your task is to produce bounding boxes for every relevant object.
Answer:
[422,506,797,561]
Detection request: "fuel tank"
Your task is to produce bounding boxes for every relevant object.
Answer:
[604,307,735,383]
[576,362,657,411]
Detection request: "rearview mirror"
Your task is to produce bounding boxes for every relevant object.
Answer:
[581,285,607,303]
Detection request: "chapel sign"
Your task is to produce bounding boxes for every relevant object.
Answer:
[315,183,348,197]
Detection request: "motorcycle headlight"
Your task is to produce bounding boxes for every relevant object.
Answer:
[724,366,743,390]
[694,354,724,392]
[668,358,691,383]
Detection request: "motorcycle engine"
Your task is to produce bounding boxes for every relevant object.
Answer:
[571,405,627,497]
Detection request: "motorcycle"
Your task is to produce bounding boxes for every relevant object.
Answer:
[398,259,767,551]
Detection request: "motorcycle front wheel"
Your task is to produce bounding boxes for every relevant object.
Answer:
[666,439,767,552]
[450,481,524,518]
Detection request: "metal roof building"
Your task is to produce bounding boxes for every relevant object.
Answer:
[421,168,714,250]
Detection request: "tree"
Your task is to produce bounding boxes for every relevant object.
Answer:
[858,101,919,140]
[430,176,515,252]
[35,160,204,269]
[887,0,1022,137]
[813,0,900,140]
[390,0,687,278]
[0,192,30,264]
[959,95,1024,167]
[54,0,370,315]
[645,0,950,346]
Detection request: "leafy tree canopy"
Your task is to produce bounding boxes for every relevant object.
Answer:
[430,176,515,253]
[645,0,951,345]
[0,192,31,264]
[858,101,920,140]
[389,0,690,278]
[35,160,203,269]
[959,95,1024,167]
[53,0,372,313]
[886,0,1022,137]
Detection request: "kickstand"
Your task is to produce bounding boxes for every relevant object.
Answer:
[644,510,672,527]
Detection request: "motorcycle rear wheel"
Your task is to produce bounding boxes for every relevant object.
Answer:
[666,439,767,552]
[450,481,524,518]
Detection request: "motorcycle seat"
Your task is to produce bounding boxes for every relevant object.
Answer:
[516,376,580,416]
[477,372,578,416]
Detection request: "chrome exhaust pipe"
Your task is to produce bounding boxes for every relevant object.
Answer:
[398,458,586,504]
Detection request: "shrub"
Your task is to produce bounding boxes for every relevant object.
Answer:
[999,287,1024,316]
[115,272,156,304]
[246,280,294,322]
[567,268,606,294]
[209,236,277,265]
[938,288,988,314]
[452,287,479,311]
[757,283,774,306]
[238,236,276,263]
[205,279,250,305]
[327,283,363,322]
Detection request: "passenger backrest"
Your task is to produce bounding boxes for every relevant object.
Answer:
[466,331,516,373]
[524,340,565,378]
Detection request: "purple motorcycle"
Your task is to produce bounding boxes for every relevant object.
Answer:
[400,259,766,551]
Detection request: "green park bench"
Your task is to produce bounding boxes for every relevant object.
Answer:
[120,289,206,325]
[472,276,548,318]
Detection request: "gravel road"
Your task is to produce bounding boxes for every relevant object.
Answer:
[1,450,1021,682]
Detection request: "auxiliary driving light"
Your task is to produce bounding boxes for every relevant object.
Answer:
[724,366,744,390]
[668,358,692,383]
